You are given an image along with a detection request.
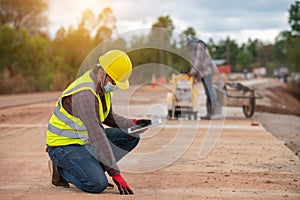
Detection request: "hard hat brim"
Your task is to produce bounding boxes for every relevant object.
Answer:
[116,80,129,90]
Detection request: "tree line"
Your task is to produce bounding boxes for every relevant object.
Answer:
[0,0,299,94]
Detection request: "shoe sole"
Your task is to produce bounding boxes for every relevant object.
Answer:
[106,183,114,190]
[48,160,56,188]
[48,160,70,188]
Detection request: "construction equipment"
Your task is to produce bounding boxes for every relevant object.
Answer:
[214,82,263,118]
[167,74,198,120]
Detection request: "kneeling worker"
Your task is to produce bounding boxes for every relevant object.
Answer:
[46,50,151,195]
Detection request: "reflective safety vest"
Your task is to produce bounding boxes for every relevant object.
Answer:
[46,70,111,146]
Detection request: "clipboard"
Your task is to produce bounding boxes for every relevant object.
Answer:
[128,119,162,134]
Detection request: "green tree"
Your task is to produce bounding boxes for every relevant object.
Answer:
[224,37,239,71]
[182,27,196,38]
[213,39,226,60]
[152,15,175,30]
[246,39,259,62]
[286,36,300,72]
[52,24,92,84]
[0,25,17,73]
[257,43,273,65]
[179,26,196,48]
[272,31,289,65]
[0,25,50,93]
[25,34,50,91]
[236,47,252,71]
[0,0,48,35]
[289,1,300,36]
[149,15,175,66]
[0,25,32,76]
[287,1,300,71]
[206,38,216,58]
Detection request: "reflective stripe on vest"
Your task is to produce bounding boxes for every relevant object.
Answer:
[63,82,95,96]
[46,69,111,146]
[53,103,86,131]
[48,124,88,141]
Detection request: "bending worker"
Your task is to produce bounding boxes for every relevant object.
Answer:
[46,50,151,195]
[188,38,222,119]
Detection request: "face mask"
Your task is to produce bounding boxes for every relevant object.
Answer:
[104,82,118,93]
[101,71,118,93]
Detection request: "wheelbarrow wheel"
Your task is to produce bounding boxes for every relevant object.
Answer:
[242,93,256,118]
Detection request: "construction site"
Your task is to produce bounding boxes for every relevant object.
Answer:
[1,1,300,199]
[0,76,299,200]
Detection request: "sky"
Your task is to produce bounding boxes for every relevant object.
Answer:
[47,0,292,45]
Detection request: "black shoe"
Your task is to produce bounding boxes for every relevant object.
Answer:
[201,102,212,120]
[48,160,70,188]
[201,115,211,120]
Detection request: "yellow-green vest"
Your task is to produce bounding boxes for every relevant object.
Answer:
[46,70,111,146]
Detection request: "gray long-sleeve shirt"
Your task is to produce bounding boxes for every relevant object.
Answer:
[189,40,217,78]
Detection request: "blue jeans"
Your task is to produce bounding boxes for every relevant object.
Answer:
[48,128,140,193]
[202,75,217,104]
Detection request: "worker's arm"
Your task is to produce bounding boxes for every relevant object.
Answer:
[191,42,205,74]
[190,42,216,77]
[72,90,120,176]
[103,108,134,128]
[103,107,151,131]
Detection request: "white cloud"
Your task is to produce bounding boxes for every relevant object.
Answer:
[47,0,292,44]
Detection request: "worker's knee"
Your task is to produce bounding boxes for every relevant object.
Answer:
[82,178,108,193]
[132,134,140,147]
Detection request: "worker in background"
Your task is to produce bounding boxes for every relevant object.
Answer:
[46,50,151,195]
[187,37,222,119]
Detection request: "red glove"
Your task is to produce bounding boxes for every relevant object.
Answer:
[132,119,151,133]
[112,174,133,195]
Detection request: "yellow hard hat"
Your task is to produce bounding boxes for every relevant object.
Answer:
[99,50,132,89]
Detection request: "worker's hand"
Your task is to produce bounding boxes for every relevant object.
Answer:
[133,119,151,127]
[187,73,193,78]
[112,174,133,195]
[133,119,151,133]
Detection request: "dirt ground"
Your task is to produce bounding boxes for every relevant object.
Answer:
[250,79,300,158]
[0,79,299,199]
[253,80,300,116]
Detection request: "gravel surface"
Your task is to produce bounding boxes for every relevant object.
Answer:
[250,79,300,158]
[254,112,300,158]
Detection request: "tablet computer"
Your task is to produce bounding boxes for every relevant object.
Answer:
[128,119,162,134]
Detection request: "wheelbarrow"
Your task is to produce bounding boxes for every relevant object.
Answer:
[214,82,263,118]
